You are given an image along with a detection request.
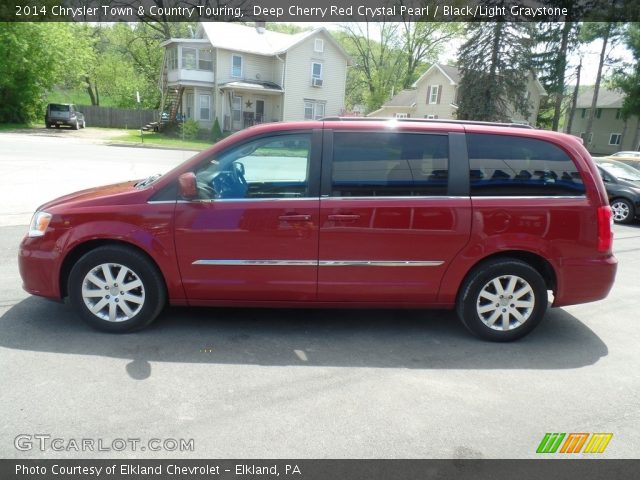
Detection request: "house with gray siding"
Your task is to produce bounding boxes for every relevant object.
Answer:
[160,23,351,132]
[567,88,640,155]
[369,63,546,126]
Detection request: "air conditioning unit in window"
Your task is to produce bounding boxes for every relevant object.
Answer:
[312,78,323,87]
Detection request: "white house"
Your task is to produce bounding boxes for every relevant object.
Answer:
[369,63,546,126]
[160,23,351,132]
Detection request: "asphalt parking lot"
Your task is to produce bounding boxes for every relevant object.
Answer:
[0,131,639,459]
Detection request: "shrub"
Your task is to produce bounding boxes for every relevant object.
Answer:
[179,119,200,140]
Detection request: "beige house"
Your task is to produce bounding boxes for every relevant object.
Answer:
[160,23,351,132]
[369,63,546,126]
[567,88,640,155]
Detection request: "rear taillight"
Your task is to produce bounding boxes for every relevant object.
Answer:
[597,206,613,253]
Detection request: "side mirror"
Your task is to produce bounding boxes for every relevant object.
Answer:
[178,172,197,199]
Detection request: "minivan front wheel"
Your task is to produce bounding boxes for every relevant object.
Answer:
[456,259,548,341]
[611,199,634,224]
[68,245,166,332]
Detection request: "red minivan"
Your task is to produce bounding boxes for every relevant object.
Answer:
[18,119,617,341]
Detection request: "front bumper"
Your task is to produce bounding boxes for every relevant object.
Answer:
[18,236,63,300]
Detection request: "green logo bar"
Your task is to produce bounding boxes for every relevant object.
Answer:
[537,433,566,453]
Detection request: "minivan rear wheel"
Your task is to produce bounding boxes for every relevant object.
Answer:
[456,259,548,341]
[68,245,166,332]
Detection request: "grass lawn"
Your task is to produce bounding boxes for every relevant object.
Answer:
[111,130,213,150]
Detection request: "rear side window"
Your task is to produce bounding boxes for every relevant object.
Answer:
[331,132,449,197]
[467,134,585,196]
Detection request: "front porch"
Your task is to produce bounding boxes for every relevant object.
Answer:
[219,80,284,132]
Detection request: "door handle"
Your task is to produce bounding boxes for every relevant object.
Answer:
[328,214,360,222]
[278,214,311,222]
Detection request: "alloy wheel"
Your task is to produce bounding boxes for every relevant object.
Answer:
[476,275,535,331]
[81,263,145,322]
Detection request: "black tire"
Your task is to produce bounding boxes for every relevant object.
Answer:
[610,198,634,224]
[45,123,52,129]
[456,258,548,342]
[68,245,166,332]
[73,119,79,130]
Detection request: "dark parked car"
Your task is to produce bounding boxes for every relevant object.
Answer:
[594,158,640,224]
[45,103,85,130]
[19,119,617,341]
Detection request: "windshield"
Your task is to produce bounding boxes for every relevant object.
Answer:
[598,161,640,181]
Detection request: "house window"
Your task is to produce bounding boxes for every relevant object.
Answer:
[198,49,213,71]
[167,48,178,70]
[596,108,602,119]
[182,48,196,70]
[231,55,242,78]
[429,85,440,104]
[616,109,621,120]
[581,109,586,118]
[395,113,408,118]
[425,115,436,119]
[314,39,324,53]
[311,62,323,80]
[609,133,622,145]
[199,95,211,121]
[304,101,325,120]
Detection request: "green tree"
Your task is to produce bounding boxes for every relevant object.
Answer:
[532,19,581,130]
[457,15,535,122]
[0,23,82,123]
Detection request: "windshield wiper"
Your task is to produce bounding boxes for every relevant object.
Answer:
[135,174,162,188]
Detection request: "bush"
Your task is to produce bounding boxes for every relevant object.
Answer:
[211,118,223,142]
[179,119,200,140]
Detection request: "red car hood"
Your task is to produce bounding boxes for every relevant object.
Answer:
[37,180,141,211]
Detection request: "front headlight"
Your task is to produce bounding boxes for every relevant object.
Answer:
[28,211,52,237]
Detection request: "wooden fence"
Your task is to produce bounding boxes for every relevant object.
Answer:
[76,105,158,129]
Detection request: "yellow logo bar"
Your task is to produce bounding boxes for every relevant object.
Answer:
[583,433,613,454]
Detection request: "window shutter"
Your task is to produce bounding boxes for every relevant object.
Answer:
[437,85,442,104]
[427,85,431,103]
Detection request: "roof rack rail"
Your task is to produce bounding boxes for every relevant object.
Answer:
[321,117,534,129]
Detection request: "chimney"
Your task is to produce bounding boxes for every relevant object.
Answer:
[255,21,266,34]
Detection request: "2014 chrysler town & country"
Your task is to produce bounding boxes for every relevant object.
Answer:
[18,119,617,341]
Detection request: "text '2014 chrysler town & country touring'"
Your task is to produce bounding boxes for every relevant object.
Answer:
[19,119,617,341]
